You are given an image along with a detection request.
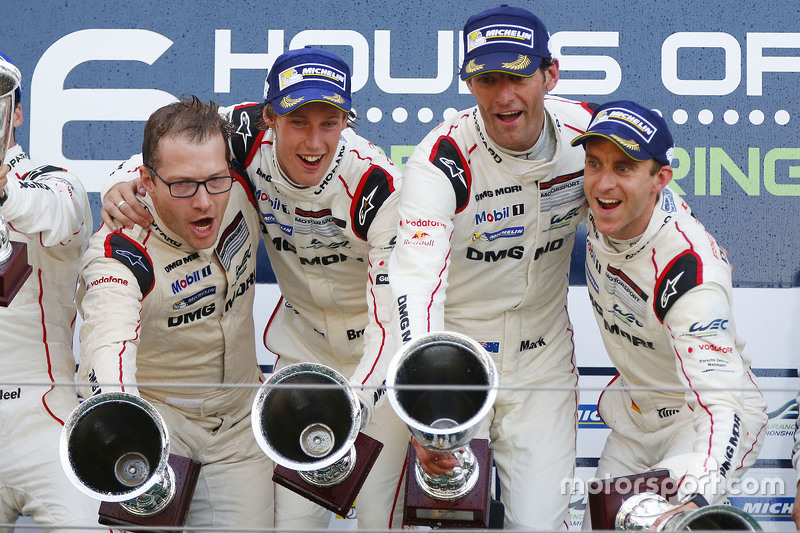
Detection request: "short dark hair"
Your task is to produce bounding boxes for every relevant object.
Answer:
[142,95,233,169]
[539,57,556,72]
[650,159,664,175]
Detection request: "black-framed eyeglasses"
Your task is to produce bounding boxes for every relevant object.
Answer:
[145,164,235,198]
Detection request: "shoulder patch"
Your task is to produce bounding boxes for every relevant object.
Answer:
[229,103,266,168]
[216,211,249,270]
[104,233,155,297]
[654,250,703,322]
[351,165,395,241]
[22,164,68,181]
[429,136,471,213]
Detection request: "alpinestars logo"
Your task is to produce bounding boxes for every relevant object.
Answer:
[358,187,377,226]
[115,249,149,272]
[439,157,467,189]
[660,271,684,308]
[236,110,252,146]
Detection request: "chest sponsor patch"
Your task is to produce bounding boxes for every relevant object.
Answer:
[103,233,155,297]
[294,207,345,238]
[539,170,584,211]
[604,265,648,319]
[216,211,249,270]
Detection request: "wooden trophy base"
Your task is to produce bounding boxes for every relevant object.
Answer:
[403,438,493,528]
[273,432,384,516]
[98,454,201,532]
[0,241,32,306]
[588,469,678,530]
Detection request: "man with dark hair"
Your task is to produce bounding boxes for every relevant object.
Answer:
[388,5,594,529]
[0,51,99,532]
[573,100,767,527]
[77,96,273,528]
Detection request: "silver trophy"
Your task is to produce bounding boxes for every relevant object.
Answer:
[251,362,383,515]
[386,331,498,527]
[60,392,178,517]
[0,57,31,305]
[615,492,761,531]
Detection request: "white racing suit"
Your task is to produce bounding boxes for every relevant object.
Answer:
[222,103,409,529]
[78,172,274,529]
[0,145,99,532]
[388,97,594,530]
[585,187,767,514]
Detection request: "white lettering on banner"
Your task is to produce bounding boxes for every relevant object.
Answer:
[662,32,741,96]
[29,29,177,191]
[374,30,454,94]
[662,32,800,96]
[214,29,285,93]
[747,33,800,96]
[549,31,622,95]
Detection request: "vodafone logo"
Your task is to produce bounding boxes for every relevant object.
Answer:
[89,275,129,288]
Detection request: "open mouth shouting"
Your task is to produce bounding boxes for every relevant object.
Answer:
[596,198,621,211]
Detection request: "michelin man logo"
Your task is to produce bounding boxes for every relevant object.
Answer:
[279,67,305,91]
[467,30,487,52]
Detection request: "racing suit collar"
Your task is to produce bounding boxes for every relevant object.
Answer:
[472,106,561,181]
[137,193,190,250]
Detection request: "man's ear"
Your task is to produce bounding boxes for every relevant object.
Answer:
[544,58,560,92]
[140,165,156,195]
[655,165,673,193]
[12,103,22,128]
[262,106,276,130]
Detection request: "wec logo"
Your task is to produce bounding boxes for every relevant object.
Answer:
[689,318,729,333]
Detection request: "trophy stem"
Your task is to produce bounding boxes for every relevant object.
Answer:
[119,464,177,517]
[415,445,480,501]
[299,446,358,488]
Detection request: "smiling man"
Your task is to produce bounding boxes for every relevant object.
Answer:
[388,5,593,530]
[77,97,273,529]
[573,100,767,528]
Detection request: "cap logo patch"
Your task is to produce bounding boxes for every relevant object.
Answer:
[610,134,640,151]
[280,94,305,109]
[322,93,345,104]
[501,54,532,70]
[467,24,534,52]
[593,107,657,143]
[278,62,348,92]
[464,58,485,74]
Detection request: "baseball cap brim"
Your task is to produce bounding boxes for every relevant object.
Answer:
[570,126,668,164]
[460,51,542,80]
[271,85,351,116]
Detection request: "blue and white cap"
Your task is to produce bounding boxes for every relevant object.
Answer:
[460,4,551,81]
[571,100,675,165]
[0,51,21,104]
[264,47,351,116]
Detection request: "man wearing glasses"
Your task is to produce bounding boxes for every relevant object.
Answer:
[76,96,273,528]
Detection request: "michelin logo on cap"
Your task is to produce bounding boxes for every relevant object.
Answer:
[467,24,535,53]
[278,63,347,92]
[591,107,658,144]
